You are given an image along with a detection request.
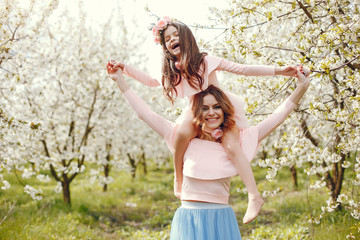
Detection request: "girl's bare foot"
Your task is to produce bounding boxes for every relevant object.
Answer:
[243,194,264,224]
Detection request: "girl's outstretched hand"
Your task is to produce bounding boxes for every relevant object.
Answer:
[276,64,310,78]
[276,65,298,77]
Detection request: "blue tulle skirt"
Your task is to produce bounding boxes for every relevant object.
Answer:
[170,201,242,240]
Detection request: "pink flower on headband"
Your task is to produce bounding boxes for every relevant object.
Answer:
[211,128,223,140]
[156,20,167,30]
[163,16,171,22]
[152,16,172,44]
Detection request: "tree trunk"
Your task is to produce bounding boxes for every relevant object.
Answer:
[62,180,71,205]
[290,165,298,189]
[103,163,110,192]
[331,152,346,210]
[127,153,136,179]
[103,143,111,192]
[328,75,345,210]
[141,153,147,175]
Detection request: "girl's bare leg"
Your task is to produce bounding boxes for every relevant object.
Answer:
[173,118,196,198]
[222,127,264,224]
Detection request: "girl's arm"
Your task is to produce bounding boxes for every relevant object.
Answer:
[107,62,173,142]
[109,60,161,87]
[256,70,310,142]
[216,57,298,77]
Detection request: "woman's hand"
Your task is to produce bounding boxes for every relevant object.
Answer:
[288,66,310,104]
[108,60,125,71]
[106,60,123,82]
[296,66,310,87]
[297,64,310,77]
[106,60,129,92]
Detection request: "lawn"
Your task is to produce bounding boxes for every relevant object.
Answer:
[0,165,359,239]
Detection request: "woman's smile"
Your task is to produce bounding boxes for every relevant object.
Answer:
[206,117,220,122]
[201,94,224,131]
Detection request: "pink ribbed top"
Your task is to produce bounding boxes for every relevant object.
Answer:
[123,87,296,204]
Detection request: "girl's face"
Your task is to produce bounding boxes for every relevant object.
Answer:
[201,94,224,131]
[163,26,181,59]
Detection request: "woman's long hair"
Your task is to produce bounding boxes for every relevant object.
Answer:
[160,21,207,104]
[192,85,236,141]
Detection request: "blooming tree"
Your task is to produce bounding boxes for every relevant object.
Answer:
[206,0,359,221]
[1,0,59,200]
[0,0,170,205]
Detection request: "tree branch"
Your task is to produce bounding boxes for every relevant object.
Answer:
[0,201,16,226]
[312,55,360,73]
[42,139,62,182]
[49,164,61,182]
[79,85,99,148]
[260,46,300,52]
[250,77,294,116]
[301,117,320,147]
[296,0,314,23]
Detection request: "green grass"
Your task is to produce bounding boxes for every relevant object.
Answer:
[0,165,359,239]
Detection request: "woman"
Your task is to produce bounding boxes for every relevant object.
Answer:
[106,62,310,239]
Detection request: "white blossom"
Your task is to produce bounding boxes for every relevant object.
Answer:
[336,194,348,204]
[54,182,62,193]
[125,202,137,208]
[310,180,326,189]
[1,180,11,190]
[36,174,51,183]
[350,209,360,220]
[24,185,43,201]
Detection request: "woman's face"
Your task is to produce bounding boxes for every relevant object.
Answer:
[201,94,224,131]
[163,26,181,59]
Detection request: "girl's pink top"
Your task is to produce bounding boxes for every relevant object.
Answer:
[123,88,297,204]
[123,55,276,130]
[123,55,276,98]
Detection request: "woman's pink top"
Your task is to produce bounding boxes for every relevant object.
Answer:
[123,88,297,204]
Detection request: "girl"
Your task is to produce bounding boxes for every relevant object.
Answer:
[106,63,310,239]
[108,16,300,223]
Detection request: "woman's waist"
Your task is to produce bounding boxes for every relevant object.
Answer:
[180,175,231,205]
[180,200,229,209]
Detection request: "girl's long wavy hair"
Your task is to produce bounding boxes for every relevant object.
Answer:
[160,21,207,104]
[192,85,236,142]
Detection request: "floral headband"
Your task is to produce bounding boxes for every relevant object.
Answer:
[152,16,172,44]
